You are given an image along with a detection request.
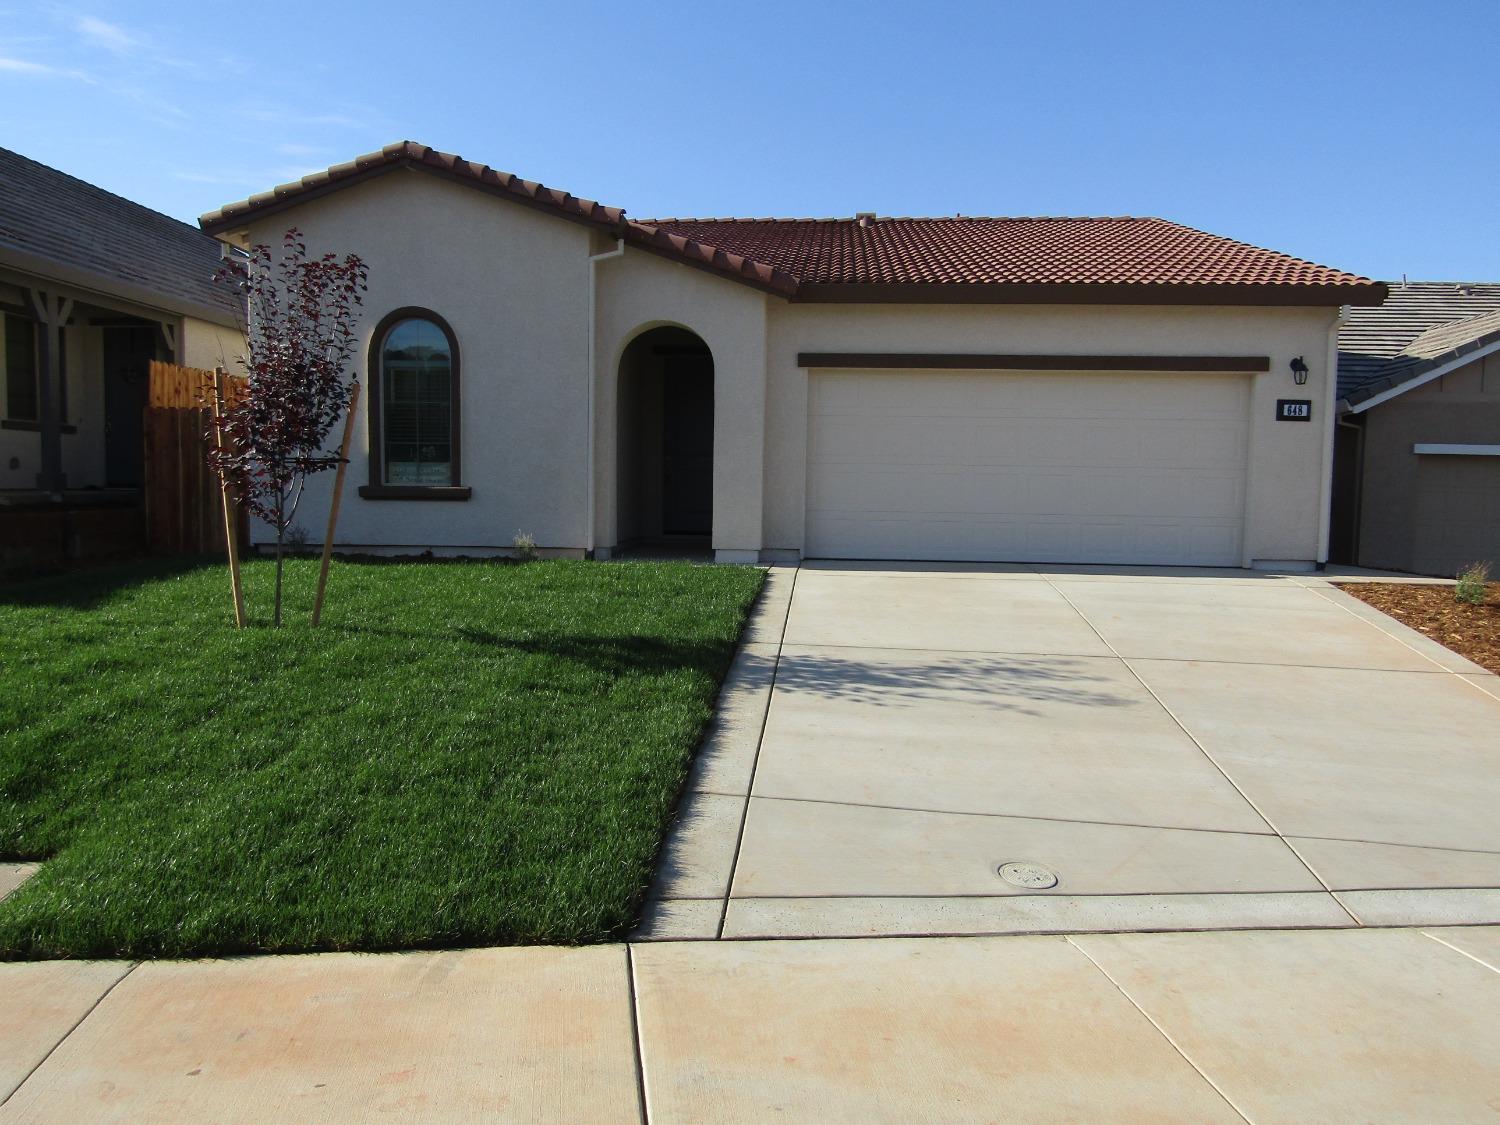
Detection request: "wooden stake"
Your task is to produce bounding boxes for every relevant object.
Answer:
[211,367,247,629]
[312,382,360,627]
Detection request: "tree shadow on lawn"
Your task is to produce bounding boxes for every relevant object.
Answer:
[0,555,218,610]
[452,626,735,678]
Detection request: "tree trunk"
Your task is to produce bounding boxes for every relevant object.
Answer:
[273,489,286,628]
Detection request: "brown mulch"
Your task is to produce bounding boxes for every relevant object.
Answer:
[1336,581,1500,674]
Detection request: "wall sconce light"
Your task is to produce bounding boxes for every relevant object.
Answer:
[1289,356,1309,385]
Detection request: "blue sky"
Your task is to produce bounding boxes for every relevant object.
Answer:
[4,0,1497,280]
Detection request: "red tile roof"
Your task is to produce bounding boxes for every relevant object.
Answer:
[640,216,1378,296]
[201,143,1384,305]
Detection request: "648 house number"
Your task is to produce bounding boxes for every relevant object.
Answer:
[1276,399,1313,421]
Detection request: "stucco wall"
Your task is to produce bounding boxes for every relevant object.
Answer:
[181,316,244,374]
[213,173,1342,564]
[237,169,595,551]
[764,302,1340,565]
[1357,353,1500,575]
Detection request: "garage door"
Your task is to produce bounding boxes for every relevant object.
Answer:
[805,370,1249,565]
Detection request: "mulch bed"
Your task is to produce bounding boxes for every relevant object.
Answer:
[1337,581,1500,674]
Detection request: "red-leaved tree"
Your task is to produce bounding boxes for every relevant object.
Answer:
[210,229,367,626]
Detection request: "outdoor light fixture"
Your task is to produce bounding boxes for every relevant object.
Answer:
[1290,356,1309,385]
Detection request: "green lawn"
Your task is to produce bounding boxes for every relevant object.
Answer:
[0,556,763,960]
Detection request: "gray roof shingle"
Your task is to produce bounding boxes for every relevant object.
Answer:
[1338,281,1500,402]
[0,146,236,324]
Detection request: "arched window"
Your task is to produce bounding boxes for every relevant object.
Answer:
[363,308,466,498]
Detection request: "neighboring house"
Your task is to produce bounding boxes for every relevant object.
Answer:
[0,147,244,567]
[200,141,1385,568]
[1333,282,1500,576]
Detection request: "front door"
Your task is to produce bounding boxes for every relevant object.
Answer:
[102,325,157,487]
[661,355,713,536]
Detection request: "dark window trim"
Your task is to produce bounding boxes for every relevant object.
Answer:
[4,310,39,422]
[57,324,69,423]
[797,353,1271,373]
[357,484,472,501]
[367,306,462,493]
[3,311,75,424]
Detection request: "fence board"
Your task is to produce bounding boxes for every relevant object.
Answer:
[144,362,247,555]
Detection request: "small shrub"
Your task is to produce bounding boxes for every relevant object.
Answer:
[512,531,537,562]
[284,523,311,552]
[1455,561,1490,605]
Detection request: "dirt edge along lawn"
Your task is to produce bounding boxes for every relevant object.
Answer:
[1337,580,1500,674]
[0,556,765,960]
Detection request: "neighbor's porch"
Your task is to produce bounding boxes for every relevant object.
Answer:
[0,273,187,572]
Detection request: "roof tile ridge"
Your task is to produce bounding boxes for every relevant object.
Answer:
[203,139,627,229]
[1145,216,1372,283]
[1386,279,1500,288]
[643,216,839,224]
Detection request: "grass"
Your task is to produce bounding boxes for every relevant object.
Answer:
[0,555,764,960]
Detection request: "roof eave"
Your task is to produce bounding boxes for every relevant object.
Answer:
[0,243,239,328]
[200,161,405,236]
[791,280,1388,306]
[1343,332,1500,414]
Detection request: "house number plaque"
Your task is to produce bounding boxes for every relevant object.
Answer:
[1276,399,1312,421]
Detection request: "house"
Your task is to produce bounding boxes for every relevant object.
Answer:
[199,141,1385,568]
[1332,282,1500,576]
[0,147,244,568]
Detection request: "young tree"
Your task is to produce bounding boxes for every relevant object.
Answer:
[209,229,367,625]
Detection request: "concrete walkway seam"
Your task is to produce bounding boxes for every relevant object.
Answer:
[625,944,650,1125]
[1422,931,1500,975]
[2,961,138,1109]
[1065,936,1255,1124]
[717,565,798,940]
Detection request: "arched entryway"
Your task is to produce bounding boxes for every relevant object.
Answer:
[616,326,714,550]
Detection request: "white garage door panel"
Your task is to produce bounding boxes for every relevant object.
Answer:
[806,371,1249,565]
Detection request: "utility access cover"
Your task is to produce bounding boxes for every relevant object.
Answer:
[998,861,1059,890]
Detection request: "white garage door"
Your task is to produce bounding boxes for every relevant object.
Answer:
[805,370,1249,565]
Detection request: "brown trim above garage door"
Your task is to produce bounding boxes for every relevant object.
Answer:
[791,281,1387,306]
[796,353,1271,372]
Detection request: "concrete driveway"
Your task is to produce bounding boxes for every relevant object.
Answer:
[8,565,1500,1120]
[641,562,1500,940]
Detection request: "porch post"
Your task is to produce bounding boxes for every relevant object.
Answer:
[24,289,73,494]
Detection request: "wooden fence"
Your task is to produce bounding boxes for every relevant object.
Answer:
[148,358,245,409]
[144,361,248,555]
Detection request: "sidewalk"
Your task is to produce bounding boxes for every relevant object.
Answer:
[4,925,1499,1121]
